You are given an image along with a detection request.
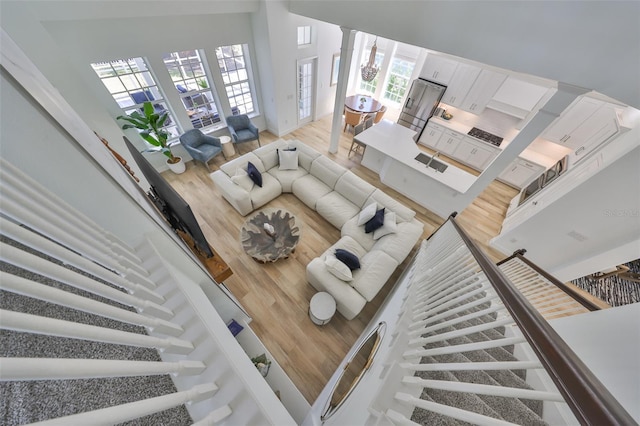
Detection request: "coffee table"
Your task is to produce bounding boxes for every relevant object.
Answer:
[240,208,301,263]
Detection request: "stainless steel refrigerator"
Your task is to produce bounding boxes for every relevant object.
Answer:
[397,78,447,140]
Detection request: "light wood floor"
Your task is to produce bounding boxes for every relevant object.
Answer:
[162,115,520,404]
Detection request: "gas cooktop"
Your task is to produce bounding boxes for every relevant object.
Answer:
[467,127,503,147]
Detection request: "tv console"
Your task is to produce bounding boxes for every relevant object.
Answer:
[177,229,233,283]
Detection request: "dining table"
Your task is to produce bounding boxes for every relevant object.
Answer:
[345,94,383,114]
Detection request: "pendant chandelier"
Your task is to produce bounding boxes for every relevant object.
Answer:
[361,38,379,82]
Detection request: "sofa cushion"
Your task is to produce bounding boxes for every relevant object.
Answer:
[341,215,376,251]
[334,171,377,209]
[289,140,322,171]
[278,149,299,170]
[335,248,360,270]
[365,208,385,233]
[231,168,254,192]
[351,250,398,301]
[249,173,282,210]
[316,191,361,229]
[325,254,353,281]
[372,220,424,264]
[373,211,397,240]
[268,167,308,193]
[306,257,367,321]
[309,156,347,189]
[247,161,263,187]
[365,189,416,223]
[292,174,332,210]
[220,152,265,177]
[253,139,287,171]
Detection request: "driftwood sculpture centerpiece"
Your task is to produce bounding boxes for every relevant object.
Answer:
[240,208,301,263]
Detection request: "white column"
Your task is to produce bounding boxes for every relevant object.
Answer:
[329,27,357,154]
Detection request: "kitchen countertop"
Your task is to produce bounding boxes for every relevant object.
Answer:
[355,120,477,193]
[428,108,569,169]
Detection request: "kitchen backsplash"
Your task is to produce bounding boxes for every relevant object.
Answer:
[439,104,520,137]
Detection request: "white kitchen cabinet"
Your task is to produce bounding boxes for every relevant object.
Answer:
[487,77,549,119]
[435,129,464,156]
[543,97,603,144]
[418,122,445,149]
[569,107,619,163]
[420,55,459,85]
[441,63,480,107]
[460,69,507,114]
[453,137,499,170]
[498,157,545,189]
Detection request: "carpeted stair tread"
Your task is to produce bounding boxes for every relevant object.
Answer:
[410,387,466,426]
[0,239,193,426]
[418,340,544,422]
[415,368,504,423]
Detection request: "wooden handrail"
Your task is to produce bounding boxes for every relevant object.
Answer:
[450,217,635,426]
[498,250,601,312]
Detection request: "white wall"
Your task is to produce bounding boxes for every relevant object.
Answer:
[492,136,640,281]
[289,1,640,109]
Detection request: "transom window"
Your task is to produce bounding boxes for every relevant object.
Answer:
[216,44,255,116]
[383,57,416,105]
[162,50,221,129]
[91,57,180,139]
[297,26,311,46]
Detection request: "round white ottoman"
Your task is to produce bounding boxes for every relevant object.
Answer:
[309,292,336,325]
[220,135,235,159]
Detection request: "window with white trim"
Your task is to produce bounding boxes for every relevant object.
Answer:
[297,26,311,46]
[215,44,256,116]
[162,50,221,129]
[383,56,416,105]
[91,58,180,139]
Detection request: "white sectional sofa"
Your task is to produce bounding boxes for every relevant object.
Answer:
[210,139,424,320]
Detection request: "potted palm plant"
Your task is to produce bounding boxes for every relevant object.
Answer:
[117,102,186,174]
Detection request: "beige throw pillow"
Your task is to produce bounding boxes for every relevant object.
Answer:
[325,254,353,281]
[231,168,255,192]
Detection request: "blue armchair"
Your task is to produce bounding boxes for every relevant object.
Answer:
[179,129,223,171]
[226,114,260,148]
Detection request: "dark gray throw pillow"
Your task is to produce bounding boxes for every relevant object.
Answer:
[364,208,385,233]
[335,248,360,270]
[247,161,262,187]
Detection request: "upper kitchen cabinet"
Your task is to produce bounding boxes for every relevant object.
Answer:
[420,55,459,85]
[544,97,623,165]
[441,63,481,107]
[460,69,507,114]
[486,77,549,119]
[542,97,603,144]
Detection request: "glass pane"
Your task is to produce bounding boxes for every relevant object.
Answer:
[102,76,126,94]
[120,74,140,91]
[113,61,131,75]
[127,58,147,72]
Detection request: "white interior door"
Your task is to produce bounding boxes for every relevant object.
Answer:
[297,58,316,125]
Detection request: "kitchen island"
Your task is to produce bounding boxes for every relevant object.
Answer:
[356,120,478,218]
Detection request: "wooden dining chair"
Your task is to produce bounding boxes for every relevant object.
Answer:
[343,109,363,133]
[373,105,387,124]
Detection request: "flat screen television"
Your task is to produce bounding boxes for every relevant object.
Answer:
[123,136,214,258]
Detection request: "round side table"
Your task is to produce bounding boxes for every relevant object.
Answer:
[309,292,336,325]
[220,135,235,159]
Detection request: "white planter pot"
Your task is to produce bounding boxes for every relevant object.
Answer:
[167,157,186,174]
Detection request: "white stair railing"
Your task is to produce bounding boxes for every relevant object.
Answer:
[363,218,633,426]
[0,159,297,425]
[498,253,597,319]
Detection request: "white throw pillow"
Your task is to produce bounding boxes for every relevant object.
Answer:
[373,211,398,240]
[278,149,299,170]
[325,254,353,281]
[357,202,377,226]
[231,168,254,191]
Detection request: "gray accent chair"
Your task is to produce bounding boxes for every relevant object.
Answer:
[226,114,260,149]
[179,129,223,171]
